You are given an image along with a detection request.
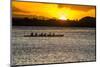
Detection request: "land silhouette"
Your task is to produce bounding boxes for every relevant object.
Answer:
[12,16,96,27]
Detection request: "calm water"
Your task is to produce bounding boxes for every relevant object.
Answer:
[11,26,96,65]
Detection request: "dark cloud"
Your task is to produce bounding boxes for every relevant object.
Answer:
[58,4,95,11]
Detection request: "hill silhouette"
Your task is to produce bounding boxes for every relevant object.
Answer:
[12,16,96,27]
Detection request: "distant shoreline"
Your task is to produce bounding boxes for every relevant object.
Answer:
[12,26,96,30]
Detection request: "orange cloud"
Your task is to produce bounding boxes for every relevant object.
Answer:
[12,1,96,20]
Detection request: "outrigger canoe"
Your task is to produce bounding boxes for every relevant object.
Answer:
[24,33,64,37]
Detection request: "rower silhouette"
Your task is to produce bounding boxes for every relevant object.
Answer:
[30,32,34,36]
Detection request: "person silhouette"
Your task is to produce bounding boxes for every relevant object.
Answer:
[30,32,33,36]
[35,33,38,36]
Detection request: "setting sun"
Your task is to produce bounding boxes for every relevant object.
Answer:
[59,16,67,20]
[12,1,96,20]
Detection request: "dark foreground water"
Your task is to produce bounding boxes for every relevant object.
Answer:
[11,26,96,65]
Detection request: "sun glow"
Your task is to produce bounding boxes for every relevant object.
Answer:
[12,1,96,20]
[59,16,67,20]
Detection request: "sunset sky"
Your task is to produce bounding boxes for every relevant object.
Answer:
[12,1,96,20]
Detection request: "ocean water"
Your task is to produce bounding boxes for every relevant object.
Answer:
[11,26,96,65]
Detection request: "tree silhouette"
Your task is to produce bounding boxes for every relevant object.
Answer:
[12,16,96,27]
